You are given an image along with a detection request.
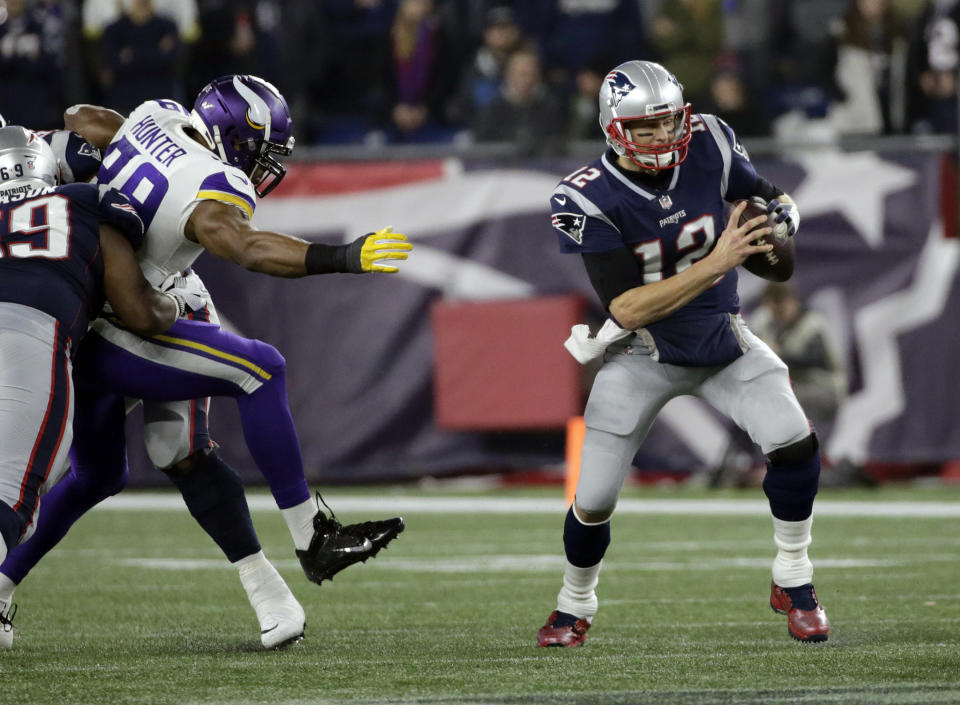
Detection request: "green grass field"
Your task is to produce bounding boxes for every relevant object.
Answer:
[3,484,960,705]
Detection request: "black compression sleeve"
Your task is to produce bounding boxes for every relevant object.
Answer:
[752,175,784,202]
[582,249,645,309]
[305,242,351,274]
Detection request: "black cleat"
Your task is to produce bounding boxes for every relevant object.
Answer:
[296,493,405,585]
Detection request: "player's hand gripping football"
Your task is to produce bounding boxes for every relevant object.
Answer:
[709,201,773,274]
[345,226,413,274]
[764,197,800,238]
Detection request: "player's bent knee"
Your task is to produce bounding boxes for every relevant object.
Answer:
[162,449,245,514]
[72,461,129,499]
[164,450,206,478]
[573,502,614,525]
[762,433,821,521]
[248,339,286,377]
[765,433,818,466]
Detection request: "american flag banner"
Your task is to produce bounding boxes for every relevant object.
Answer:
[121,151,960,484]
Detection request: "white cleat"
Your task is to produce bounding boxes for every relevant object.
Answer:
[0,599,15,649]
[239,557,305,649]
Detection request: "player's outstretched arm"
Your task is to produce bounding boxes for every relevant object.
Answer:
[100,224,179,335]
[609,202,773,330]
[187,200,412,277]
[63,104,125,151]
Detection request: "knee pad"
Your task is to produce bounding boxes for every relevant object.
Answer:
[762,433,821,521]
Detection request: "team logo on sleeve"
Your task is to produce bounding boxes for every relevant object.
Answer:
[552,212,586,245]
[110,199,145,230]
[604,71,636,108]
[78,141,101,159]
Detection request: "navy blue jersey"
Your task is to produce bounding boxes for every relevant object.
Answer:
[0,183,145,351]
[551,114,763,365]
[38,130,103,184]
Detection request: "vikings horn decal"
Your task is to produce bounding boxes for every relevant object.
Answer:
[233,76,271,137]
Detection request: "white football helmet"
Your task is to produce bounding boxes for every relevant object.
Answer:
[0,126,59,194]
[598,60,692,170]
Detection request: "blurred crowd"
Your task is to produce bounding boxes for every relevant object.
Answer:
[1,0,958,150]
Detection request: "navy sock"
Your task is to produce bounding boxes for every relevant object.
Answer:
[550,611,581,627]
[166,450,261,562]
[563,506,610,568]
[785,584,818,610]
[0,503,23,557]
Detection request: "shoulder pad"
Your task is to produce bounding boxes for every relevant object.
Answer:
[196,168,257,219]
[43,130,101,183]
[98,186,145,249]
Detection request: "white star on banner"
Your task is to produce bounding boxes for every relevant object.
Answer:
[788,150,917,248]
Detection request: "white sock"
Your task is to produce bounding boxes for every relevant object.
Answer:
[0,572,15,603]
[556,559,601,620]
[771,515,814,588]
[234,551,285,601]
[281,499,318,551]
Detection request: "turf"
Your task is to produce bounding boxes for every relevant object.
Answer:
[2,484,960,705]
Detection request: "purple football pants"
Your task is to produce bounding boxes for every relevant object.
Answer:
[0,318,310,583]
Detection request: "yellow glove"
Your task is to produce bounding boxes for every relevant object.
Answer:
[348,226,413,273]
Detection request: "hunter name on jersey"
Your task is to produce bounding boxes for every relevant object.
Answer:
[127,113,188,167]
[550,113,762,366]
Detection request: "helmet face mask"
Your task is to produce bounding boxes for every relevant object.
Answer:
[0,126,60,195]
[190,74,294,198]
[598,61,692,171]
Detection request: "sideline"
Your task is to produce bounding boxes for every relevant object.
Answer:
[98,493,960,518]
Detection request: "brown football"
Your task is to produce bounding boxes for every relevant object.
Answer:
[735,199,795,282]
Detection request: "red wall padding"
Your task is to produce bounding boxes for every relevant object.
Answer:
[431,295,586,430]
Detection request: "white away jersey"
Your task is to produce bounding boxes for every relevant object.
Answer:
[96,99,258,286]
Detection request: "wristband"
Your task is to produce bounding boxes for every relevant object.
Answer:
[305,243,350,274]
[162,291,185,318]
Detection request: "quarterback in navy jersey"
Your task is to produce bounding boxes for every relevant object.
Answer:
[538,61,830,647]
[0,126,194,643]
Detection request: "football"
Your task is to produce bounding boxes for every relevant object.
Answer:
[736,199,795,282]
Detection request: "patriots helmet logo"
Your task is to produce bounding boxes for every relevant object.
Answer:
[605,71,637,108]
[552,212,587,245]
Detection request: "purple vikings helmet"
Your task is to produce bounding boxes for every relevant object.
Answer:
[190,75,295,197]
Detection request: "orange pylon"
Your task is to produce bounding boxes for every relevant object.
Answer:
[565,416,585,507]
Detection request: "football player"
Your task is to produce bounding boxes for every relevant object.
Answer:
[0,125,199,646]
[0,76,412,649]
[537,60,828,646]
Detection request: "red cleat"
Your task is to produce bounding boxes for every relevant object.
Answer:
[537,610,591,647]
[770,582,830,642]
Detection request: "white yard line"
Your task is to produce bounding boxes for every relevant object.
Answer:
[97,493,960,517]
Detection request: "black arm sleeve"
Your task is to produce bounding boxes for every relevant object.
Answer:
[751,175,785,202]
[582,249,645,309]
